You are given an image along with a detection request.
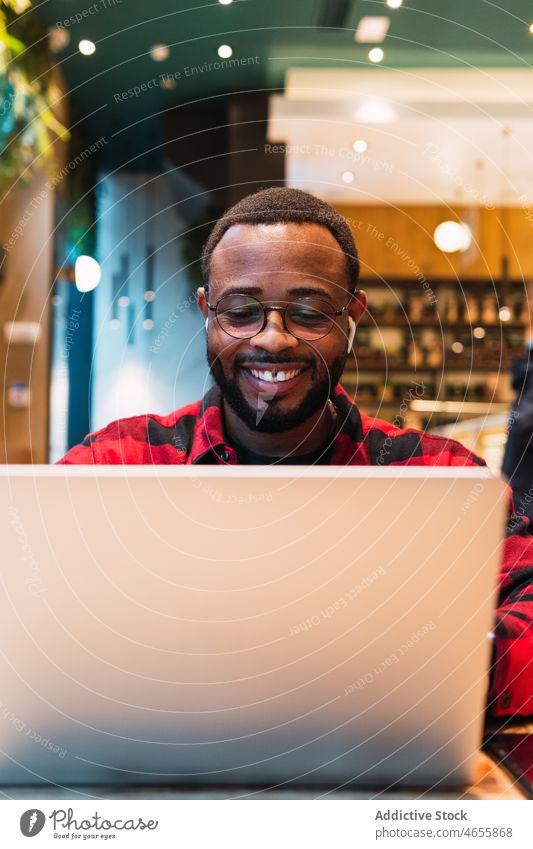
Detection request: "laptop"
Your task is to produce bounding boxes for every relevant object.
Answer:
[0,465,507,789]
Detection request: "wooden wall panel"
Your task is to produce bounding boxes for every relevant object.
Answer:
[334,205,533,282]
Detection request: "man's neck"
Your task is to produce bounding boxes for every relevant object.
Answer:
[222,399,336,458]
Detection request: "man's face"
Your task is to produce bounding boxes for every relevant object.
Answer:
[197,222,365,433]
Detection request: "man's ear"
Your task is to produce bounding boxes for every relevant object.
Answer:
[349,289,367,326]
[197,286,208,319]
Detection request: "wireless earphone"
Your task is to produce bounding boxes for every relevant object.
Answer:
[347,317,356,353]
[205,317,209,331]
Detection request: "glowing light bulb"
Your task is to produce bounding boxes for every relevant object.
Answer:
[433,221,472,253]
[79,40,96,56]
[74,256,101,292]
[368,47,384,63]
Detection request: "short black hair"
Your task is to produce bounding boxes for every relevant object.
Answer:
[201,187,359,293]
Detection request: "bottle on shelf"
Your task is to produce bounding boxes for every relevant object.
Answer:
[481,293,498,324]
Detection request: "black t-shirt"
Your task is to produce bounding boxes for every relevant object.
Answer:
[228,438,335,465]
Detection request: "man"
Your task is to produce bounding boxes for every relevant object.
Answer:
[60,187,532,720]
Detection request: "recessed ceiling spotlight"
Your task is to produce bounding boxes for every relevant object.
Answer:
[79,39,96,56]
[368,47,384,63]
[355,17,390,43]
[144,291,156,301]
[143,319,154,331]
[48,26,70,53]
[387,0,403,8]
[217,44,233,59]
[529,23,533,34]
[150,43,170,62]
[118,296,130,308]
[473,327,486,339]
[499,306,511,322]
[341,171,355,184]
[218,0,234,4]
[451,341,463,354]
[353,139,368,153]
[109,319,120,330]
[160,77,176,90]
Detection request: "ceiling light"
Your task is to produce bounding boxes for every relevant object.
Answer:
[48,27,70,53]
[499,306,511,322]
[433,221,472,253]
[451,342,463,354]
[387,0,403,8]
[109,319,120,330]
[218,44,233,59]
[342,171,355,184]
[529,23,533,34]
[118,296,130,308]
[353,139,368,153]
[354,98,396,123]
[150,43,170,62]
[79,40,96,56]
[144,291,156,301]
[473,327,486,339]
[143,319,154,331]
[355,17,390,43]
[160,77,176,90]
[218,0,234,4]
[74,256,101,292]
[368,47,384,63]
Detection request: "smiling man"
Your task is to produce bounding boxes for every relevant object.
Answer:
[197,191,365,463]
[59,187,533,720]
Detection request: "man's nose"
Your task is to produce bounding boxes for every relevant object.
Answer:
[249,309,299,352]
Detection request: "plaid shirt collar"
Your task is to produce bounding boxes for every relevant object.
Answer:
[189,383,364,464]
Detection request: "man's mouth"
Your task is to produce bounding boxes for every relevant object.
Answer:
[238,362,311,395]
[248,367,303,383]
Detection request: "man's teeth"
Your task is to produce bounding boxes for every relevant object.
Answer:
[248,368,302,383]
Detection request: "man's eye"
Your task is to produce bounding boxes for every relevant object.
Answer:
[292,309,326,325]
[224,308,260,323]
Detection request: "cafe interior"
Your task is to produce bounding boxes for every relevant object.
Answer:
[1,0,533,470]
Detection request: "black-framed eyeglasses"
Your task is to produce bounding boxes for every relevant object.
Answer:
[206,293,350,341]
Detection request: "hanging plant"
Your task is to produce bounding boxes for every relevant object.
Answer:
[0,0,68,188]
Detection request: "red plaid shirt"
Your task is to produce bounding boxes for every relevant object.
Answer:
[59,383,533,720]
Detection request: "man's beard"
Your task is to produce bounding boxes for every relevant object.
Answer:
[207,346,346,433]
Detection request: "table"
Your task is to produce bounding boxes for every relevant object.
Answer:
[0,751,527,801]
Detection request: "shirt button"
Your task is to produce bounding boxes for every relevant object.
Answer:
[219,449,230,463]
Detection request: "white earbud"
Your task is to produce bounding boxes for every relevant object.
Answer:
[205,317,209,331]
[347,317,356,352]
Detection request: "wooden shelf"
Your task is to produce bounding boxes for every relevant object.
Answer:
[353,396,508,408]
[358,319,525,330]
[345,362,512,373]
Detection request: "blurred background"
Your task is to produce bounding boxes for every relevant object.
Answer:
[1,0,533,469]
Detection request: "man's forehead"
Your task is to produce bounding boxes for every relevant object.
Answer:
[213,222,344,265]
[210,222,347,275]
